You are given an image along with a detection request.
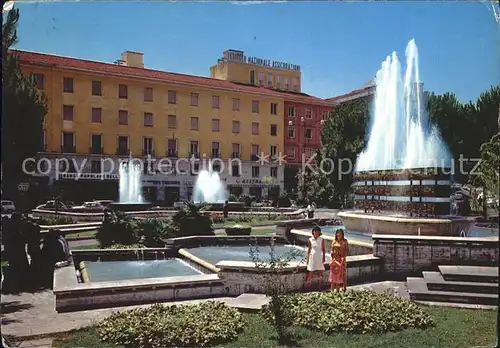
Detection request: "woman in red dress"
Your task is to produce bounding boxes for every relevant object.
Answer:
[329,229,348,292]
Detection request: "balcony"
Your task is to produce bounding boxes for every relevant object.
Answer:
[142,149,155,157]
[250,154,259,161]
[89,146,104,155]
[116,148,130,156]
[231,152,240,159]
[190,152,200,159]
[61,145,76,154]
[166,149,178,158]
[211,150,220,158]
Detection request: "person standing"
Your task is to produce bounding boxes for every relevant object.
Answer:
[329,229,349,292]
[305,226,326,290]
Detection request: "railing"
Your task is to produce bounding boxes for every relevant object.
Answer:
[250,154,259,161]
[211,151,220,158]
[166,149,178,157]
[231,152,240,158]
[142,149,155,156]
[89,147,103,155]
[116,148,129,156]
[190,152,200,158]
[61,145,76,154]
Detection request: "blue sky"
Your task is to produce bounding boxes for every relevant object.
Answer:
[11,1,499,102]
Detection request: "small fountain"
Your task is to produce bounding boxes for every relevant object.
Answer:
[191,166,245,211]
[338,39,473,236]
[109,153,153,212]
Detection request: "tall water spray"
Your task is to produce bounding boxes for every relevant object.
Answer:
[192,166,228,203]
[119,153,144,203]
[356,39,451,171]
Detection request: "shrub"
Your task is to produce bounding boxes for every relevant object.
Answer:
[238,194,253,206]
[97,302,244,347]
[262,291,434,335]
[137,219,175,247]
[37,216,74,225]
[172,201,214,236]
[96,211,139,248]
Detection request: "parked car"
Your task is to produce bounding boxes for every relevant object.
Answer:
[36,200,68,211]
[95,200,114,207]
[71,201,105,212]
[1,200,16,213]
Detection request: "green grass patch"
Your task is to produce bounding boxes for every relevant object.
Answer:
[71,244,100,250]
[52,305,497,348]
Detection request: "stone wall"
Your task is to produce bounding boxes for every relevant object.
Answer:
[217,254,382,295]
[373,234,500,275]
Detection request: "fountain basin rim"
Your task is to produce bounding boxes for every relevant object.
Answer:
[337,211,474,224]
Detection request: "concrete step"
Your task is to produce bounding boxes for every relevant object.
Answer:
[406,277,498,306]
[422,271,498,294]
[438,265,499,283]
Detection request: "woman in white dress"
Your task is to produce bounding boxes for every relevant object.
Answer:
[305,226,326,290]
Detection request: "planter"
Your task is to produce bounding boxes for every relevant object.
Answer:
[225,225,251,236]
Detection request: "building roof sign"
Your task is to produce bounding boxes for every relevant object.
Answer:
[224,50,300,72]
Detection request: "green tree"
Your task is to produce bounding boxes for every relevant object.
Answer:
[319,98,370,205]
[2,8,47,203]
[478,132,500,202]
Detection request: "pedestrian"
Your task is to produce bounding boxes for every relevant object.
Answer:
[305,226,326,290]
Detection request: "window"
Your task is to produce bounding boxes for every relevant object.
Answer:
[118,84,128,99]
[270,145,277,157]
[63,77,73,93]
[91,108,102,123]
[287,147,296,159]
[190,117,199,130]
[190,141,199,157]
[293,78,299,91]
[251,144,259,155]
[284,77,289,90]
[62,105,74,121]
[251,166,260,178]
[270,167,278,178]
[323,110,329,119]
[267,73,273,87]
[249,70,255,85]
[211,142,220,158]
[32,73,44,90]
[212,119,220,132]
[305,128,312,139]
[91,80,102,96]
[305,148,314,160]
[232,98,240,111]
[252,100,260,113]
[212,95,220,109]
[288,125,295,138]
[62,132,75,153]
[270,124,277,136]
[144,112,153,127]
[168,115,177,129]
[276,75,281,89]
[190,93,199,106]
[232,120,240,134]
[232,143,240,158]
[168,90,177,104]
[91,160,101,173]
[270,103,277,115]
[258,72,264,86]
[91,134,102,154]
[167,139,177,157]
[143,137,154,155]
[231,164,240,177]
[305,108,312,119]
[117,136,129,155]
[252,122,259,135]
[288,106,295,117]
[118,110,128,125]
[144,87,153,101]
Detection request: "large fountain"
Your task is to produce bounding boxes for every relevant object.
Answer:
[338,39,473,236]
[109,153,153,211]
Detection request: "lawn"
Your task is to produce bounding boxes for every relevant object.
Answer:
[51,306,498,348]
